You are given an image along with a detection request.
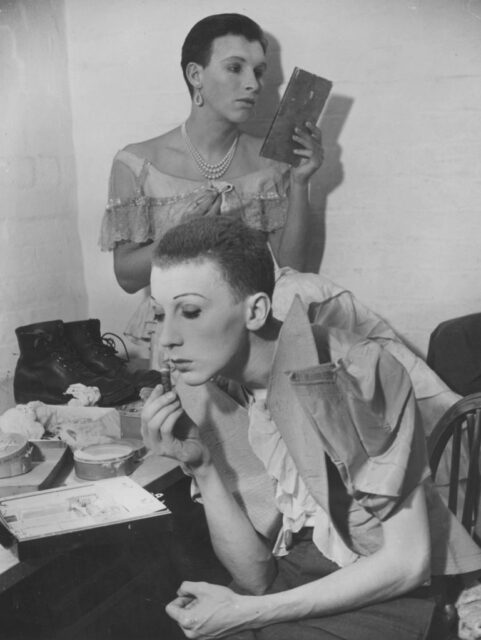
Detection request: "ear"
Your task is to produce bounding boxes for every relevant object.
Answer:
[245,293,271,331]
[185,62,203,89]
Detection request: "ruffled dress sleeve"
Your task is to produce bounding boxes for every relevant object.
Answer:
[99,150,155,250]
[99,150,213,250]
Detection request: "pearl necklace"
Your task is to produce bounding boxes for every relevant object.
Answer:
[181,122,239,180]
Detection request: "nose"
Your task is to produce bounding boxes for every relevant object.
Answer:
[158,314,182,349]
[244,68,261,93]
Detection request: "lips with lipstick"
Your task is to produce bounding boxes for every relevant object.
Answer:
[170,359,192,372]
[236,97,256,108]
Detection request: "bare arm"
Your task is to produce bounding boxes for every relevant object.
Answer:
[268,122,324,271]
[167,483,431,638]
[191,462,277,595]
[269,177,311,271]
[141,386,276,594]
[106,158,154,293]
[114,241,154,293]
[241,483,430,623]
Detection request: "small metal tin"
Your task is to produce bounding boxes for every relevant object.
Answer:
[120,438,147,461]
[73,441,137,480]
[0,433,33,478]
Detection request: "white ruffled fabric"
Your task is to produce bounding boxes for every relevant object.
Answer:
[247,390,359,567]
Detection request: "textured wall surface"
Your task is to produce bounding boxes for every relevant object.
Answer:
[0,0,88,408]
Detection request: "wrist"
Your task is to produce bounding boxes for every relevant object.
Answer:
[289,171,310,188]
[238,594,269,629]
[240,593,292,628]
[187,459,215,481]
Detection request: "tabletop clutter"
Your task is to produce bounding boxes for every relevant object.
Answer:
[0,317,171,559]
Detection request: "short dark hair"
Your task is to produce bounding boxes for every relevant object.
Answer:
[181,13,267,96]
[153,216,275,302]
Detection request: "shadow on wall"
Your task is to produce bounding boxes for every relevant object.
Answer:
[307,94,353,273]
[242,31,353,274]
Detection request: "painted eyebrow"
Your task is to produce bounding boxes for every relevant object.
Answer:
[173,293,207,300]
[150,293,206,302]
[222,56,267,69]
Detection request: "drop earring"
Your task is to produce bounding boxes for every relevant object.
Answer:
[194,87,204,107]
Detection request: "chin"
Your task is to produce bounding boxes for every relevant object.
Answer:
[238,113,252,124]
[177,370,212,387]
[228,111,251,124]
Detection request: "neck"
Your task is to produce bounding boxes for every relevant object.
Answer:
[229,318,282,392]
[185,112,239,157]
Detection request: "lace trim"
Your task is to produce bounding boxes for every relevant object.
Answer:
[100,150,291,250]
[99,191,288,251]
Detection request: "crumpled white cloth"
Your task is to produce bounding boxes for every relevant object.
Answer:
[247,392,359,567]
[457,583,481,640]
[64,383,101,407]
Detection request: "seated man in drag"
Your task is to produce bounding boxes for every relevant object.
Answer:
[142,216,481,640]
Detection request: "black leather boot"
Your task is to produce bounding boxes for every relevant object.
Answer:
[14,320,137,406]
[63,319,163,392]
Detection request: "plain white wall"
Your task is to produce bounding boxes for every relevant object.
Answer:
[0,0,88,409]
[65,0,481,356]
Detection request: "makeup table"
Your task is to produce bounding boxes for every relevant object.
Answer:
[0,434,190,640]
[0,450,183,594]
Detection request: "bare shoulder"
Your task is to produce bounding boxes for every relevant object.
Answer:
[124,128,183,166]
[241,132,264,154]
[238,132,273,171]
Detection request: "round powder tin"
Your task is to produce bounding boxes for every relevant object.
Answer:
[0,433,33,478]
[73,441,138,480]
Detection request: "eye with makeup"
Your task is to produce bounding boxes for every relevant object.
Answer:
[226,62,265,81]
[226,62,242,74]
[181,304,201,319]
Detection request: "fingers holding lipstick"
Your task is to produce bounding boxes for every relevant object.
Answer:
[141,385,182,452]
[141,384,209,468]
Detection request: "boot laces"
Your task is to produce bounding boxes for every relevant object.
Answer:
[101,332,130,364]
[80,329,129,364]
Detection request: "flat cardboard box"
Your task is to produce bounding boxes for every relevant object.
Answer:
[0,476,171,560]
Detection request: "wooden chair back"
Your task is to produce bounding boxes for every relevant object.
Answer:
[428,392,481,543]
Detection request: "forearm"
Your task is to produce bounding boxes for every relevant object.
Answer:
[238,484,431,628]
[165,525,429,640]
[113,241,154,293]
[272,177,311,271]
[192,463,276,594]
[242,544,429,628]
